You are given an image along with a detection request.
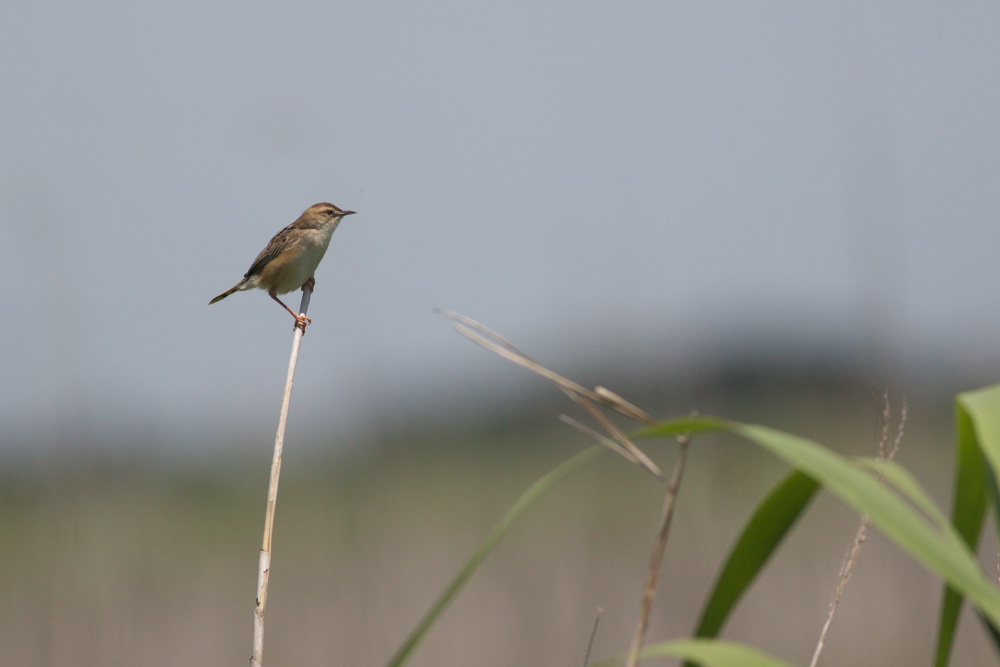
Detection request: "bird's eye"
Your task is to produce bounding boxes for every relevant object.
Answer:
[325,208,335,215]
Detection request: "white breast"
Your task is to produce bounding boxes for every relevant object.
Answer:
[271,222,340,294]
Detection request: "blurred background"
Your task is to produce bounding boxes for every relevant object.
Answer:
[2,2,999,665]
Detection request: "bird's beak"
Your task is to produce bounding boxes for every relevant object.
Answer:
[342,210,357,216]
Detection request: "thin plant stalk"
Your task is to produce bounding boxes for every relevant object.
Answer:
[625,434,691,667]
[808,393,906,667]
[251,286,312,667]
[438,310,688,666]
[437,309,664,480]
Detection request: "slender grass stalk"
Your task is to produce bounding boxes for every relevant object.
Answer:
[808,393,906,667]
[437,309,663,480]
[625,434,691,667]
[251,286,312,667]
[437,310,690,665]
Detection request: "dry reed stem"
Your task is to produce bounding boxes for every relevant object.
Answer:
[559,414,638,463]
[625,433,691,667]
[436,309,663,480]
[438,310,689,666]
[251,287,312,667]
[808,392,906,667]
[436,309,658,425]
[563,387,662,478]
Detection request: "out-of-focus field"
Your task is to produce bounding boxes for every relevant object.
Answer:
[1,376,995,666]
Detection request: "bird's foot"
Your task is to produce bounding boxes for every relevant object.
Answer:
[302,276,316,292]
[294,313,312,332]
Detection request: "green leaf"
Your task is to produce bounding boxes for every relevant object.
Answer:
[729,421,1000,629]
[960,384,1000,479]
[683,470,819,667]
[860,458,952,531]
[934,387,996,666]
[591,637,797,667]
[635,416,733,440]
[639,417,1000,632]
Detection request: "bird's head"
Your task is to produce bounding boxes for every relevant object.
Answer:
[308,202,356,222]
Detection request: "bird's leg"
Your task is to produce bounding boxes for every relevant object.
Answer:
[302,276,316,292]
[269,290,312,329]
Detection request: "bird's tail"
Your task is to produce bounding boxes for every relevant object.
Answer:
[209,280,246,305]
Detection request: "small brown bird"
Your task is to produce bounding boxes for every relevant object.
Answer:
[209,203,356,328]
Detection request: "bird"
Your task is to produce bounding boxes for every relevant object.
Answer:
[209,202,356,328]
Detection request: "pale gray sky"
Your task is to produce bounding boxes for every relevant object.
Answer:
[2,2,999,456]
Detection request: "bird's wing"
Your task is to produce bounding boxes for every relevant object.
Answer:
[244,224,297,278]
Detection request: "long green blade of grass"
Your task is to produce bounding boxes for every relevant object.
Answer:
[861,458,954,532]
[732,422,1000,629]
[384,444,607,667]
[933,386,998,666]
[682,469,818,667]
[960,384,1000,483]
[638,417,1000,630]
[592,637,797,667]
[960,385,1000,551]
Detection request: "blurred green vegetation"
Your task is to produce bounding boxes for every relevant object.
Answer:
[1,370,996,666]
